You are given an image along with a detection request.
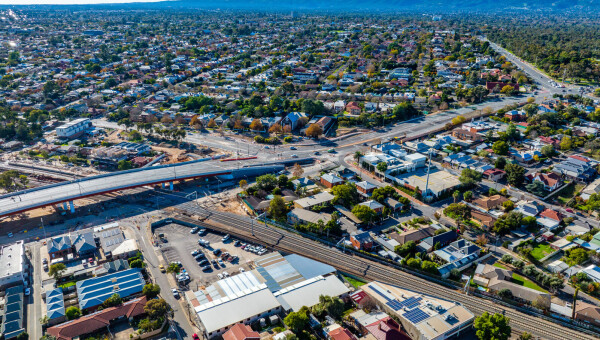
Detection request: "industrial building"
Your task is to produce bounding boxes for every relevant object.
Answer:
[362,281,474,340]
[1,285,25,339]
[76,268,145,310]
[56,118,92,139]
[0,241,27,289]
[192,252,349,338]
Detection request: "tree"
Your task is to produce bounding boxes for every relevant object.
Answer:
[502,200,515,212]
[394,241,416,257]
[505,163,525,187]
[453,190,461,203]
[476,234,489,246]
[117,160,133,171]
[269,123,283,135]
[292,163,304,178]
[167,263,180,274]
[130,258,145,268]
[312,295,344,319]
[463,191,474,201]
[207,118,217,128]
[102,293,123,308]
[249,119,263,131]
[493,211,524,235]
[498,288,513,299]
[444,203,471,220]
[407,258,422,269]
[492,141,509,155]
[560,136,573,150]
[501,85,516,96]
[65,306,81,320]
[354,151,363,163]
[495,157,507,170]
[376,162,388,173]
[269,195,287,221]
[256,174,278,191]
[541,145,554,158]
[421,261,438,274]
[331,183,359,208]
[49,263,66,281]
[144,298,169,318]
[239,179,248,190]
[305,124,323,138]
[284,310,308,333]
[16,333,28,340]
[526,181,547,197]
[459,168,482,187]
[473,312,511,340]
[352,205,376,224]
[501,254,514,264]
[142,283,161,299]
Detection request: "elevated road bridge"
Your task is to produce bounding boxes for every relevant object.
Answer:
[0,158,291,217]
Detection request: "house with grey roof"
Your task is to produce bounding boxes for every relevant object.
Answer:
[45,288,66,325]
[71,231,97,256]
[434,239,481,278]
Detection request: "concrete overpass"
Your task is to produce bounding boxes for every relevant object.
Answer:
[0,158,289,217]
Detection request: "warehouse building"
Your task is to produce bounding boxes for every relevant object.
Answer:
[76,268,145,310]
[0,241,27,289]
[362,281,474,340]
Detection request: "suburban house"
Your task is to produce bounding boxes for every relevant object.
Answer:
[527,172,561,192]
[472,195,508,212]
[471,210,496,229]
[359,200,385,214]
[356,181,377,196]
[483,168,506,181]
[281,111,308,131]
[434,239,481,278]
[451,128,483,142]
[321,173,344,188]
[350,232,374,250]
[417,231,458,253]
[287,208,332,226]
[474,264,551,309]
[552,155,597,183]
[294,192,335,210]
[346,102,361,115]
[222,323,261,340]
[575,303,600,328]
[389,227,434,245]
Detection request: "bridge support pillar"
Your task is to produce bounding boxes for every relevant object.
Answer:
[161,183,165,189]
[62,202,68,210]
[170,182,174,191]
[69,201,75,213]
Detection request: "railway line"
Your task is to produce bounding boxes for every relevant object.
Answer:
[170,202,597,340]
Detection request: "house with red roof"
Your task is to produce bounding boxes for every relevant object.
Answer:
[222,323,260,340]
[346,102,361,115]
[328,327,358,340]
[540,209,564,222]
[483,168,506,182]
[538,136,561,149]
[46,296,148,340]
[364,317,411,340]
[527,172,561,192]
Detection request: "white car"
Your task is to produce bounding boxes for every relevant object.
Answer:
[239,268,245,273]
[217,273,224,279]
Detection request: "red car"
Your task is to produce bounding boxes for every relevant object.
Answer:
[566,208,574,213]
[193,334,200,340]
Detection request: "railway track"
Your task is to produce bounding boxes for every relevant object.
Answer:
[170,203,597,340]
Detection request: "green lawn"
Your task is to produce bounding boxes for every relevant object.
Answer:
[58,281,76,289]
[530,243,554,261]
[557,183,584,205]
[343,275,366,289]
[494,263,547,292]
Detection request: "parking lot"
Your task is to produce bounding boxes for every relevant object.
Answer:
[155,223,266,287]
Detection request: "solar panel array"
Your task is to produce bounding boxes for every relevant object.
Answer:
[386,296,423,311]
[369,285,391,301]
[403,308,429,324]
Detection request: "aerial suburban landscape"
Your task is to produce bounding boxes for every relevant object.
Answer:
[2,1,600,340]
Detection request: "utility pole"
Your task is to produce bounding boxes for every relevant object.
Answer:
[41,217,46,239]
[424,148,433,202]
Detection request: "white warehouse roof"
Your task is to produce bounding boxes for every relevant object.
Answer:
[274,275,349,312]
[195,284,281,334]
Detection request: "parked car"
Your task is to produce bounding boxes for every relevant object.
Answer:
[191,250,199,256]
[201,266,211,272]
[199,260,209,266]
[218,259,225,267]
[234,240,241,247]
[222,234,230,242]
[193,334,200,340]
[290,146,296,150]
[159,264,166,273]
[190,227,199,234]
[172,289,180,299]
[213,248,222,256]
[24,288,31,296]
[239,268,245,273]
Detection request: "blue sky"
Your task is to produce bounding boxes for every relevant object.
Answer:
[2,0,165,4]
